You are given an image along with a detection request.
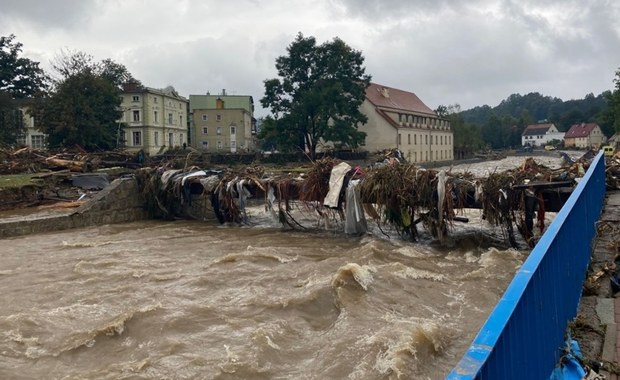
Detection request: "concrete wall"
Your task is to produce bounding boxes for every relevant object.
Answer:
[0,177,149,239]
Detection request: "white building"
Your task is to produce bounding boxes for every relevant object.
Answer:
[521,123,564,147]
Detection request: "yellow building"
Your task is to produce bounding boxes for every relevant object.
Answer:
[119,83,188,155]
[189,91,257,153]
[358,83,453,163]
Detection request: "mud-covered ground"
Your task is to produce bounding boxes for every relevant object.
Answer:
[574,197,620,374]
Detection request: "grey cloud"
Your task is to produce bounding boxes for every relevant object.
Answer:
[0,0,98,30]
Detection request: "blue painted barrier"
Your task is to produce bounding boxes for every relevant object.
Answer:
[447,151,606,379]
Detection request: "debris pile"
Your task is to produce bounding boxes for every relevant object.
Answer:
[134,152,601,248]
[0,147,143,175]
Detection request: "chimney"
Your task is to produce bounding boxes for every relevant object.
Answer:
[381,87,389,98]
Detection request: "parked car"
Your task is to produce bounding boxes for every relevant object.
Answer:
[602,145,614,157]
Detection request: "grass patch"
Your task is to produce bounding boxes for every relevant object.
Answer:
[0,174,44,189]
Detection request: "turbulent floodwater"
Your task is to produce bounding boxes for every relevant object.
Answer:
[0,153,579,379]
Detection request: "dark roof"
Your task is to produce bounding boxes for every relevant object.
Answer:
[365,83,436,116]
[522,123,554,136]
[564,123,599,138]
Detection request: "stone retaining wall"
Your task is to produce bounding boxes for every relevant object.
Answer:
[0,177,148,239]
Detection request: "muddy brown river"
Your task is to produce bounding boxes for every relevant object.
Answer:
[0,217,526,380]
[1,153,579,379]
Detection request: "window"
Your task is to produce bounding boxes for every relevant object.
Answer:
[217,140,222,149]
[202,115,208,121]
[154,97,157,103]
[217,126,222,135]
[180,115,183,126]
[398,133,401,145]
[230,126,236,135]
[408,134,411,144]
[154,111,158,123]
[168,113,173,124]
[154,132,159,146]
[202,127,208,134]
[231,141,236,149]
[202,141,209,150]
[132,110,140,122]
[132,95,140,102]
[414,134,417,145]
[168,133,173,147]
[216,114,222,122]
[425,135,428,145]
[132,131,141,146]
[31,135,44,149]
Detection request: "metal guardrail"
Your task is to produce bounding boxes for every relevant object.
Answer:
[447,151,606,379]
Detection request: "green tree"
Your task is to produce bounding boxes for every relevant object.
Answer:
[0,92,23,145]
[0,34,49,98]
[440,104,483,158]
[35,71,121,150]
[260,33,371,159]
[31,51,137,150]
[610,68,620,133]
[0,34,49,145]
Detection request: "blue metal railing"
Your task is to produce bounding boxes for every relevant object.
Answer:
[447,151,606,379]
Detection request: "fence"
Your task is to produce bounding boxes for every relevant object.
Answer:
[447,151,606,379]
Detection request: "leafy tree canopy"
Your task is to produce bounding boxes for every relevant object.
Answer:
[31,50,140,151]
[50,49,140,89]
[0,34,49,99]
[610,68,620,133]
[0,34,49,146]
[34,71,122,150]
[260,33,371,158]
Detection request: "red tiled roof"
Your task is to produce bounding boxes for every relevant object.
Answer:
[365,83,436,116]
[564,123,599,138]
[522,123,554,136]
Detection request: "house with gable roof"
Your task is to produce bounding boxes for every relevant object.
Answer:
[358,83,453,163]
[563,122,607,149]
[521,123,564,147]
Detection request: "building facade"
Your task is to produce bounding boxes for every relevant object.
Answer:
[358,83,453,163]
[16,105,46,149]
[564,122,607,149]
[521,123,564,147]
[189,91,257,153]
[119,83,188,155]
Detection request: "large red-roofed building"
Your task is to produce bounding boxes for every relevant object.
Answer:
[358,83,453,163]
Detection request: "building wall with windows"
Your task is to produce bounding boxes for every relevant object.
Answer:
[358,83,453,163]
[16,106,47,149]
[189,92,257,153]
[119,83,188,155]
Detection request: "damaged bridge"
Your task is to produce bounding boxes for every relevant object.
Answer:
[136,156,589,248]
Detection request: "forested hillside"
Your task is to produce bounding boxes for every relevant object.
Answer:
[443,86,618,153]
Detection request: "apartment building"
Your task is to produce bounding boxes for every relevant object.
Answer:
[119,83,188,155]
[189,90,257,153]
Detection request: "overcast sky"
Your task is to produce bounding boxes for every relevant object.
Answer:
[2,0,619,117]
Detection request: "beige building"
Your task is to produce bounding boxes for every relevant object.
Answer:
[358,83,452,163]
[16,104,46,149]
[564,122,607,149]
[119,83,188,155]
[189,91,257,153]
